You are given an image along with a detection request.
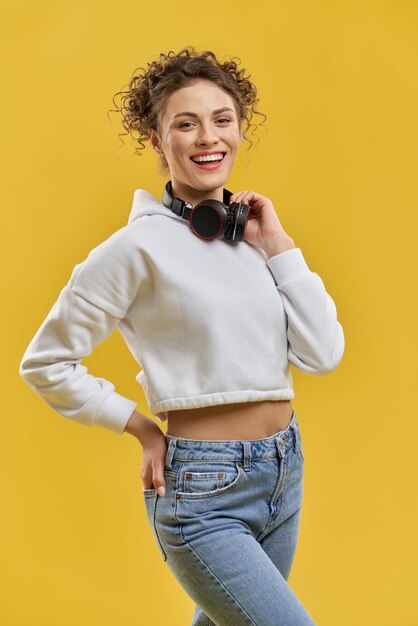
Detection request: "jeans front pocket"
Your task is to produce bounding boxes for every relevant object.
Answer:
[176,460,245,500]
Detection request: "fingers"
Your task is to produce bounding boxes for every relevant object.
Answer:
[142,464,166,497]
[154,472,166,497]
[141,431,168,496]
[230,190,268,208]
[153,448,167,496]
[230,190,249,203]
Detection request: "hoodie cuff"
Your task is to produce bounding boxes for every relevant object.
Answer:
[93,391,138,435]
[266,247,311,286]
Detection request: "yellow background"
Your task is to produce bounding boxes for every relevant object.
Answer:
[2,1,417,624]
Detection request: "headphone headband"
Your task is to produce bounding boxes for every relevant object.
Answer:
[162,180,233,219]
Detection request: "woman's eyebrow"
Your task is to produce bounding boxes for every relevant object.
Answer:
[172,107,235,119]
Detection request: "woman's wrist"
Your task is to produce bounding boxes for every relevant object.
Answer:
[124,409,160,445]
[262,233,296,259]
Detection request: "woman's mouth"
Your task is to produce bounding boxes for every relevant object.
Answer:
[189,153,227,171]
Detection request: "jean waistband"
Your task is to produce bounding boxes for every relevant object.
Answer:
[165,410,300,466]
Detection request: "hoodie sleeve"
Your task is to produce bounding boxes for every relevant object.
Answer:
[19,227,145,435]
[266,247,345,374]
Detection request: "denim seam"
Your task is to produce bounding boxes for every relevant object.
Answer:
[179,537,257,626]
[296,439,305,462]
[153,496,167,561]
[256,452,288,541]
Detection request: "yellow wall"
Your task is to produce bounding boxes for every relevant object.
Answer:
[2,1,417,624]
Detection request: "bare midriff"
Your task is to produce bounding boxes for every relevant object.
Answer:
[166,399,293,440]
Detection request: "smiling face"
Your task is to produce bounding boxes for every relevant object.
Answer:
[149,79,243,206]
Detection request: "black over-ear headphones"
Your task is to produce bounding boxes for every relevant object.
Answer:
[161,180,250,242]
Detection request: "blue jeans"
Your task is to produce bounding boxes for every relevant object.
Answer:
[142,410,316,626]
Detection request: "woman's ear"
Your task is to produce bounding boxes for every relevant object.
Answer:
[149,129,162,154]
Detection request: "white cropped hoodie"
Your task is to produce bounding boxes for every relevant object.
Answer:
[19,188,345,435]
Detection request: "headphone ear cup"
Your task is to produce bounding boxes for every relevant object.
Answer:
[190,200,229,240]
[226,202,250,242]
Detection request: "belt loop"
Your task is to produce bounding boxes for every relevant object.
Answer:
[243,441,252,471]
[165,437,177,470]
[275,435,285,459]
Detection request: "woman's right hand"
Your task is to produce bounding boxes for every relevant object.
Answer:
[124,410,168,497]
[141,426,168,497]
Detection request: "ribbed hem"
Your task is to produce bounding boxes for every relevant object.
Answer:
[266,247,311,286]
[151,388,295,415]
[93,391,138,435]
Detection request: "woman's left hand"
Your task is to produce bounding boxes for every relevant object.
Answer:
[229,190,296,256]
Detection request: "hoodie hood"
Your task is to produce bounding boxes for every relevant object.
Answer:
[128,189,186,226]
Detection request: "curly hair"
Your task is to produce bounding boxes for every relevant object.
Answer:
[107,46,267,174]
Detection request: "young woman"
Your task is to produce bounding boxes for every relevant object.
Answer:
[20,47,344,625]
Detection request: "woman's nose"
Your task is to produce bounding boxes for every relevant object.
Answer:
[196,126,219,144]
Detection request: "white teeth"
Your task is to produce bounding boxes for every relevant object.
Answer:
[191,153,225,163]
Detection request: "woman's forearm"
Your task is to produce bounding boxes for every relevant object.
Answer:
[124,409,161,445]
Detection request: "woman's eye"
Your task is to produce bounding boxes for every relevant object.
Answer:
[179,118,231,129]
